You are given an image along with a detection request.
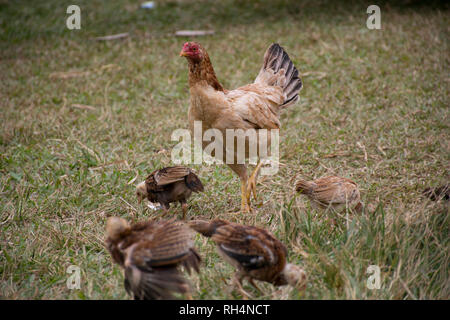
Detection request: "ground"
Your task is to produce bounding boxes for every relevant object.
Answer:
[0,0,449,299]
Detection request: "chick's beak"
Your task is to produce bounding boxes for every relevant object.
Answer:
[136,181,147,204]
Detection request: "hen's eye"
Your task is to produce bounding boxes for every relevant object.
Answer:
[193,47,197,51]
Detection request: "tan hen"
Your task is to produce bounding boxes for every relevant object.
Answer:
[180,42,302,213]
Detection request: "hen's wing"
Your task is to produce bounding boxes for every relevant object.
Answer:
[225,85,283,130]
[221,43,302,131]
[211,222,284,270]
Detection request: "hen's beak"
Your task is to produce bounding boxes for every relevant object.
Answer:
[180,50,189,57]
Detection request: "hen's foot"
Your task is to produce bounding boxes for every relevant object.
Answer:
[229,179,252,214]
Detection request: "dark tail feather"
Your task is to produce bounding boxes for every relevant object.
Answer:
[186,172,204,192]
[262,43,302,107]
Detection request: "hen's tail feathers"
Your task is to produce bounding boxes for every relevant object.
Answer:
[256,43,302,108]
[295,179,313,194]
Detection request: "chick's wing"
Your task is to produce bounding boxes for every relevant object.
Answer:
[212,223,281,270]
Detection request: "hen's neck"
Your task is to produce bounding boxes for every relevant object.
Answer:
[188,56,224,91]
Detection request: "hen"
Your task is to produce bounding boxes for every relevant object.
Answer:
[296,176,362,212]
[189,219,307,299]
[180,42,302,212]
[105,217,201,300]
[136,166,204,219]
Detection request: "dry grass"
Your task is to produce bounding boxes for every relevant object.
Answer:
[0,0,449,299]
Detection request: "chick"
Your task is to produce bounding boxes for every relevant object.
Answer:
[136,166,204,219]
[106,217,201,300]
[423,184,449,201]
[296,176,362,212]
[189,219,307,299]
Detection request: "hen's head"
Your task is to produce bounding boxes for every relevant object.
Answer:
[180,42,204,62]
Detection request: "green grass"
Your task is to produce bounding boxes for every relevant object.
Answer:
[0,0,449,299]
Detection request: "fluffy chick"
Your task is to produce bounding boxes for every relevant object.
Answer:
[296,176,362,212]
[136,166,204,219]
[106,216,201,300]
[189,219,307,299]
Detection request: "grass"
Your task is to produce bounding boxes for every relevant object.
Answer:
[0,0,449,299]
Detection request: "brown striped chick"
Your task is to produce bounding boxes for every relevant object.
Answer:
[189,219,307,299]
[106,217,201,300]
[136,166,204,219]
[296,176,362,213]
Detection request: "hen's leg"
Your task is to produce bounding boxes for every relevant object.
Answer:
[246,161,263,203]
[228,164,251,213]
[240,180,251,213]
